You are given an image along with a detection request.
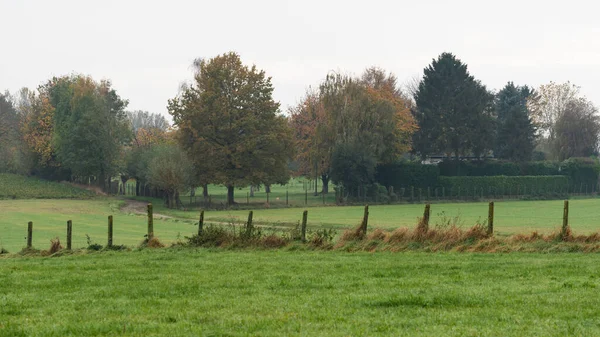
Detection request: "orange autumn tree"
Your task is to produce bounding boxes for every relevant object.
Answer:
[290,67,417,195]
[19,87,59,171]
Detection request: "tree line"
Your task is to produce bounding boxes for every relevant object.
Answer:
[1,51,599,207]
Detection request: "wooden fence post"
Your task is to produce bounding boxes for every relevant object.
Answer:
[198,210,204,236]
[487,202,494,235]
[286,190,289,206]
[562,200,569,239]
[108,215,113,247]
[301,210,308,242]
[423,204,431,231]
[147,203,154,240]
[67,220,72,250]
[246,211,254,235]
[361,205,369,235]
[27,221,33,248]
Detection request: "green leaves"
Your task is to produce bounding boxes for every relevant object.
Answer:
[169,52,294,204]
[413,53,494,158]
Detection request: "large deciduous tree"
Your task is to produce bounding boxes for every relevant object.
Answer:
[144,144,193,208]
[291,67,416,194]
[494,82,537,161]
[529,81,600,160]
[49,75,131,189]
[169,52,294,205]
[412,52,494,160]
[553,99,600,160]
[0,91,30,174]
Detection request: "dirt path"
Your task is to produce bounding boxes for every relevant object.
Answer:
[119,199,294,230]
[120,199,174,219]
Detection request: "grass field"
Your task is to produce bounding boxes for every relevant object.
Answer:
[0,199,195,253]
[154,197,600,234]
[0,173,95,199]
[2,197,600,252]
[1,249,600,336]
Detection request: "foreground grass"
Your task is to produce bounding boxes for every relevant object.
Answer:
[1,249,599,336]
[0,173,95,199]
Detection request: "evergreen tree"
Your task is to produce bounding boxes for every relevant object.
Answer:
[412,53,494,159]
[494,82,537,161]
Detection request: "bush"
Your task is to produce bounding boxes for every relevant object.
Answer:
[560,158,600,191]
[437,176,570,198]
[375,162,439,189]
[438,160,521,176]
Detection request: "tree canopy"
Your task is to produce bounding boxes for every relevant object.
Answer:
[169,52,294,205]
[494,82,537,161]
[412,52,494,159]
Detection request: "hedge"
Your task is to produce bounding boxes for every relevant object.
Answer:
[437,176,571,197]
[437,160,566,177]
[375,162,439,189]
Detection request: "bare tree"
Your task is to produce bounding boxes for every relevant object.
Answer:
[553,98,600,160]
[528,81,580,141]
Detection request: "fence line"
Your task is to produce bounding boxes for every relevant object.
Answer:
[11,198,591,252]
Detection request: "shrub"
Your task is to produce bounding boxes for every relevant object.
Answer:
[309,228,336,247]
[560,158,600,191]
[437,175,569,198]
[186,225,231,247]
[86,234,103,251]
[375,162,439,190]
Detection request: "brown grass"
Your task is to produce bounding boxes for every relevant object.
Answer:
[49,237,63,254]
[261,234,288,248]
[146,237,165,248]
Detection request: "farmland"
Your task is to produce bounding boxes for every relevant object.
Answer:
[0,173,96,199]
[2,197,600,253]
[1,249,600,336]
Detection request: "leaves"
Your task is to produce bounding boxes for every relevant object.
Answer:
[169,52,294,204]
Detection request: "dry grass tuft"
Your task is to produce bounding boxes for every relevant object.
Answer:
[512,231,544,242]
[49,237,63,254]
[386,228,410,244]
[367,229,388,241]
[261,234,289,248]
[339,225,365,243]
[146,237,165,248]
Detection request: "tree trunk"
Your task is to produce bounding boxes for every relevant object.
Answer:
[227,184,235,205]
[321,175,329,194]
[175,190,183,209]
[99,169,106,193]
[250,185,255,197]
[135,180,140,196]
[202,183,209,200]
[265,184,271,193]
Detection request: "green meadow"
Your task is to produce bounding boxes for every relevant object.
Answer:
[2,197,600,252]
[1,250,600,336]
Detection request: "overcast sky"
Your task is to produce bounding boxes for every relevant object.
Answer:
[2,0,599,121]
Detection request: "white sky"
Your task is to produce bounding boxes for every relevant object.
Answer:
[1,0,600,121]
